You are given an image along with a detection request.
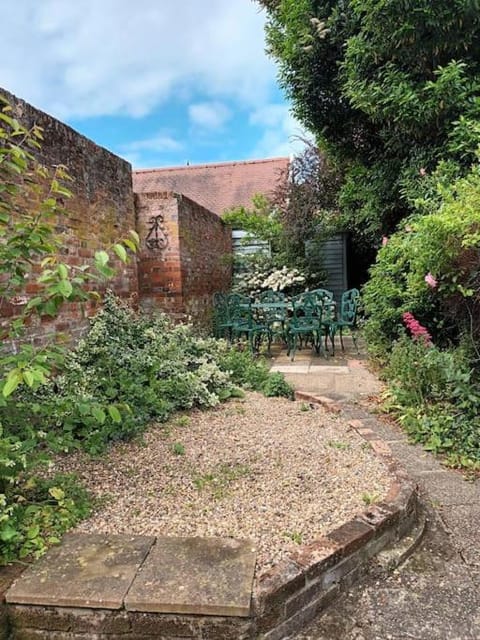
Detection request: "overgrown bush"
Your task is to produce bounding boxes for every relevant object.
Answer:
[363,165,480,465]
[384,334,480,465]
[363,165,480,361]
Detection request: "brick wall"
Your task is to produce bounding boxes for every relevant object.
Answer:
[0,88,137,343]
[135,191,232,327]
[178,194,232,327]
[135,191,183,317]
[1,88,233,342]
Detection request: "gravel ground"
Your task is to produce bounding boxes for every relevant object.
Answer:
[54,392,391,576]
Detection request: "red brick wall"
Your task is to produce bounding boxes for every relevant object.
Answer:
[0,88,137,343]
[177,194,232,327]
[135,192,232,327]
[1,88,232,342]
[135,191,184,317]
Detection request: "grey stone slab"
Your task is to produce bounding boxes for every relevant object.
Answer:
[419,472,480,506]
[388,440,447,474]
[125,536,256,617]
[309,366,350,374]
[6,533,154,609]
[270,365,310,374]
[439,505,480,569]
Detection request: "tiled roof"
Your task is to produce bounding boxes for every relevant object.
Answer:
[133,157,289,215]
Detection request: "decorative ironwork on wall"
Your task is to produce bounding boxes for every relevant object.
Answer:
[145,214,168,252]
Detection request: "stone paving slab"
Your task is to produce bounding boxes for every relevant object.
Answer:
[124,536,256,617]
[418,472,479,507]
[6,533,154,609]
[439,505,480,569]
[271,364,310,374]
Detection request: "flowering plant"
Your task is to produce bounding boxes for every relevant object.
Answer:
[402,312,432,346]
[424,272,438,288]
[233,260,307,297]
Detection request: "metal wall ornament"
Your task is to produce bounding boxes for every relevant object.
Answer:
[145,214,168,252]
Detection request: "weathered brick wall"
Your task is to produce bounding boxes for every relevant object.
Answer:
[134,191,184,317]
[135,192,232,327]
[178,194,232,328]
[0,88,137,342]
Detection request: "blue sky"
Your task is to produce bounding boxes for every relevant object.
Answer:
[2,0,307,169]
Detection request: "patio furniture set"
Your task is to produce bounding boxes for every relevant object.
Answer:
[213,288,360,360]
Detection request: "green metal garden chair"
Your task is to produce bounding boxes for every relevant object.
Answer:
[230,297,270,353]
[308,288,334,303]
[319,298,337,355]
[333,288,361,352]
[257,289,287,345]
[286,296,323,361]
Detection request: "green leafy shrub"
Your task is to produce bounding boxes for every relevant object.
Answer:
[363,165,480,361]
[262,371,295,399]
[217,346,294,398]
[384,335,480,464]
[1,472,91,563]
[5,294,232,454]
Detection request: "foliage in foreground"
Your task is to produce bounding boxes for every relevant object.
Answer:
[1,294,294,562]
[384,335,480,466]
[363,166,480,466]
[0,99,138,563]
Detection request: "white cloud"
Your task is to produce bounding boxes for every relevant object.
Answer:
[249,104,311,158]
[188,102,231,129]
[1,0,276,120]
[121,133,183,153]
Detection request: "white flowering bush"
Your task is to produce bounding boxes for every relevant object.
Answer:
[262,266,306,292]
[233,258,307,298]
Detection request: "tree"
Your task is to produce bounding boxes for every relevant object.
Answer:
[258,0,480,251]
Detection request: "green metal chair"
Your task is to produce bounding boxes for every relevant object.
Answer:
[287,296,323,361]
[334,288,361,352]
[308,288,334,303]
[213,293,251,342]
[319,299,337,355]
[230,298,269,353]
[257,290,287,345]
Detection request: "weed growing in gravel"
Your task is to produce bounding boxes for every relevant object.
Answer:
[283,531,303,544]
[361,491,380,505]
[175,415,190,427]
[299,402,310,411]
[171,442,185,456]
[327,440,350,450]
[192,463,251,499]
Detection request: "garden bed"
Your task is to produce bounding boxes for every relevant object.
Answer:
[53,392,390,576]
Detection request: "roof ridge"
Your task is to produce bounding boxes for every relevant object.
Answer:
[133,156,289,174]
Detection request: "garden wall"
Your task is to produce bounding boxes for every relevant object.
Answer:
[135,191,232,328]
[1,88,234,339]
[0,88,138,342]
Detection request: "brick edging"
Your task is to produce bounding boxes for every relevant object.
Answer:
[253,392,419,640]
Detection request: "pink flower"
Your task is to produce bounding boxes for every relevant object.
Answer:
[419,168,427,177]
[402,312,433,346]
[382,236,389,246]
[424,273,437,288]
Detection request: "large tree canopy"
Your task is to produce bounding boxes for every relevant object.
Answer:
[259,0,480,249]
